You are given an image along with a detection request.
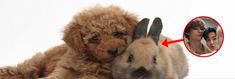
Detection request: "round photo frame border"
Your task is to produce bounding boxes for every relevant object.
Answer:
[183,16,224,58]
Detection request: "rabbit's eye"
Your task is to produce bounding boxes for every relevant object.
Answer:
[127,54,134,63]
[153,56,157,64]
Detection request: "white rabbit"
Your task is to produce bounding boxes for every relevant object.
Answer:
[112,18,188,79]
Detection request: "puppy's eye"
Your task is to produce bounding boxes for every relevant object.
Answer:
[127,54,134,63]
[88,36,100,44]
[153,56,157,64]
[112,32,124,38]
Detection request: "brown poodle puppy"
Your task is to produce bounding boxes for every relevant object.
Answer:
[0,5,138,79]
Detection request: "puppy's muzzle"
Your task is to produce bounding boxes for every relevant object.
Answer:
[107,48,118,56]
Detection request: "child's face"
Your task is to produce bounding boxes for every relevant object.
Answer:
[206,32,218,50]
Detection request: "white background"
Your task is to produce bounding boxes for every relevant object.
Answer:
[0,0,234,78]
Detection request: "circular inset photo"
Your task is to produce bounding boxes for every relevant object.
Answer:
[183,16,224,57]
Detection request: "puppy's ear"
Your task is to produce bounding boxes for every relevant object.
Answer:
[63,22,85,52]
[148,17,163,45]
[133,18,149,41]
[122,12,138,36]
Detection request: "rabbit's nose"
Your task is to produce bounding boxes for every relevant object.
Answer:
[132,67,150,78]
[107,48,118,56]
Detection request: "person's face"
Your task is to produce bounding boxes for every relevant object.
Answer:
[188,27,204,41]
[206,32,218,50]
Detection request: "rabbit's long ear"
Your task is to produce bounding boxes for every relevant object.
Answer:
[148,17,163,45]
[133,18,149,41]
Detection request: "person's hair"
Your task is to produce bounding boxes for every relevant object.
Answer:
[203,27,217,40]
[184,19,205,39]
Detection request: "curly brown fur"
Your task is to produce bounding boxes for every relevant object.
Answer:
[41,5,138,79]
[0,53,44,79]
[0,5,138,79]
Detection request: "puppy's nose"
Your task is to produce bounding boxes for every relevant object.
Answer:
[107,48,118,56]
[132,67,150,78]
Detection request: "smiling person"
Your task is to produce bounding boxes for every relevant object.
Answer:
[184,19,212,55]
[203,27,219,52]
